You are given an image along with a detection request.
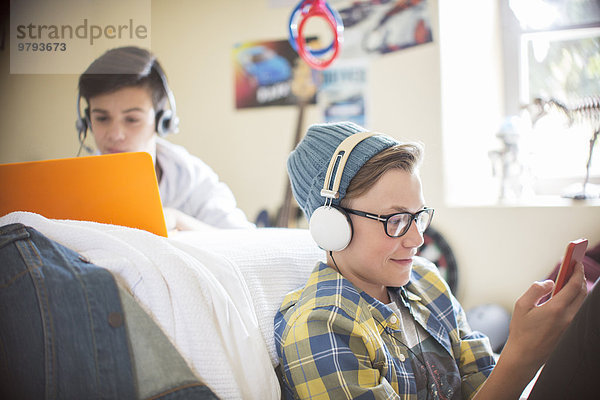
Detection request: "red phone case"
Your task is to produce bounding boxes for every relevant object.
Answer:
[551,238,588,297]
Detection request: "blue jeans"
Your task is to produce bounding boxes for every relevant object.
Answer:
[0,223,218,399]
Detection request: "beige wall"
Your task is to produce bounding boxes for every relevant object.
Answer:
[1,0,599,311]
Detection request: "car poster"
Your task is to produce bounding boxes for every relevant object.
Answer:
[233,38,318,109]
[318,59,368,126]
[335,0,433,59]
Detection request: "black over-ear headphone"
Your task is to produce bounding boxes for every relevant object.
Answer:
[151,61,179,137]
[309,131,376,251]
[75,94,93,155]
[75,58,180,152]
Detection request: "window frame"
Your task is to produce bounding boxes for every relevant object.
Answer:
[501,1,600,198]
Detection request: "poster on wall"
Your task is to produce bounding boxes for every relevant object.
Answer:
[318,60,368,126]
[269,0,432,59]
[335,0,433,59]
[233,38,317,109]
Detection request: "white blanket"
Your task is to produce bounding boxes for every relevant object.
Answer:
[0,212,325,400]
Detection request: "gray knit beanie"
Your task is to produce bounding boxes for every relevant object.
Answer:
[287,121,399,220]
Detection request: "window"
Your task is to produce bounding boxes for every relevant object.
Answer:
[504,0,600,199]
[440,0,600,205]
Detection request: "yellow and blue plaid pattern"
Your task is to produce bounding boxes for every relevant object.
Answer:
[275,258,495,399]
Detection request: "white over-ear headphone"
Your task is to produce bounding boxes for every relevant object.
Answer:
[309,131,376,251]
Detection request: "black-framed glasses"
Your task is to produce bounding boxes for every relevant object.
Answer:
[342,207,435,238]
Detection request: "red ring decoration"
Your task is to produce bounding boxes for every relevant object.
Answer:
[293,0,343,70]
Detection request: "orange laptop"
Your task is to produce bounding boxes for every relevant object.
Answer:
[0,152,167,237]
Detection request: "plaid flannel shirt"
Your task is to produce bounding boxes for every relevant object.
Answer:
[274,258,495,399]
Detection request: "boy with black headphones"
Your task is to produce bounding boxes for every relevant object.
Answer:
[275,121,594,399]
[77,46,254,231]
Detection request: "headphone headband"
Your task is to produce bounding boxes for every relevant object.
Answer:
[321,131,376,200]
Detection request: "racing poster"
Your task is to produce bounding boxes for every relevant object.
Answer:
[318,59,368,126]
[335,0,433,59]
[233,38,317,109]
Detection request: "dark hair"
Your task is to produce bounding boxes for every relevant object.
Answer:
[78,46,168,110]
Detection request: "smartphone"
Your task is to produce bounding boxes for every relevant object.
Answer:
[551,238,588,297]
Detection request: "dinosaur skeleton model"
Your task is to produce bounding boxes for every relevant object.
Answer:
[529,96,600,200]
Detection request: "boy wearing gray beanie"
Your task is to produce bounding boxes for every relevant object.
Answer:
[274,121,588,399]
